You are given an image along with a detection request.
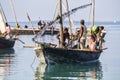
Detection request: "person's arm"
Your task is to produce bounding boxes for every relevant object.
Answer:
[56,33,60,40]
[67,33,70,44]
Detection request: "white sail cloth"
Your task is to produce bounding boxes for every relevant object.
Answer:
[0,10,6,34]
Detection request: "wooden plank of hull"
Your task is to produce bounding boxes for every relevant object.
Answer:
[43,47,102,64]
[0,38,15,49]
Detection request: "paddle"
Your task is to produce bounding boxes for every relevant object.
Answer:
[101,48,108,51]
[14,37,25,44]
[17,38,25,44]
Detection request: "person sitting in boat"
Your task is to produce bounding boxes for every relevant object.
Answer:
[24,25,28,28]
[88,35,97,51]
[89,26,106,49]
[78,19,87,49]
[5,22,12,39]
[57,27,70,48]
[16,23,20,28]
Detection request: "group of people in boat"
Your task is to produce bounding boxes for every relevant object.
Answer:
[57,19,106,51]
[0,22,12,39]
[38,20,55,31]
[38,20,47,29]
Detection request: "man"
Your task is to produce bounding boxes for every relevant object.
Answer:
[78,19,87,49]
[57,27,70,48]
[5,23,11,39]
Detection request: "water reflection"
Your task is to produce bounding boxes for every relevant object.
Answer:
[0,49,15,80]
[35,61,103,80]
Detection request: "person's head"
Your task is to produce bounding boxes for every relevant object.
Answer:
[64,27,68,33]
[25,25,28,28]
[5,22,9,26]
[80,19,85,25]
[99,26,104,30]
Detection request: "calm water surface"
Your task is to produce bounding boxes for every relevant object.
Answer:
[0,23,120,80]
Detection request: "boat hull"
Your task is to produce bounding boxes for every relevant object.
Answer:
[11,29,59,35]
[36,46,102,64]
[0,38,15,49]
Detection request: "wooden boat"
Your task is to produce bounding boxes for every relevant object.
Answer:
[35,44,102,64]
[0,48,15,54]
[11,28,59,35]
[0,4,15,49]
[0,37,15,49]
[34,0,103,64]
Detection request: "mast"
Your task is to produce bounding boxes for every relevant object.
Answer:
[91,0,95,26]
[58,0,63,48]
[66,0,72,47]
[9,0,19,28]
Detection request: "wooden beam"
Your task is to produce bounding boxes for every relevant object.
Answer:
[58,0,63,48]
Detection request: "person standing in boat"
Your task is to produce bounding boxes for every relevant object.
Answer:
[5,22,12,39]
[97,26,106,49]
[57,27,70,48]
[38,20,42,29]
[78,19,87,49]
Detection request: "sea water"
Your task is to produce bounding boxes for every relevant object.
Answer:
[0,21,120,80]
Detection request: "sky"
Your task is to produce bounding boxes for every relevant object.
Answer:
[0,0,120,22]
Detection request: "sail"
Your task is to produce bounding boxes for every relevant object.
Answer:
[0,10,6,34]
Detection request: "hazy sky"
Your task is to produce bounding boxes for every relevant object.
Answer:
[0,0,120,22]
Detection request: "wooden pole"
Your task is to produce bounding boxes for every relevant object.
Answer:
[9,0,18,27]
[66,0,72,47]
[92,0,95,26]
[27,13,36,35]
[58,0,63,48]
[66,0,72,33]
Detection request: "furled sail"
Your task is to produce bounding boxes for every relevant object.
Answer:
[0,9,6,34]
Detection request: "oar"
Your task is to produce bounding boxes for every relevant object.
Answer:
[101,48,108,51]
[17,39,25,44]
[14,37,25,44]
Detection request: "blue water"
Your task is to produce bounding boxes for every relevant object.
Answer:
[0,22,120,80]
